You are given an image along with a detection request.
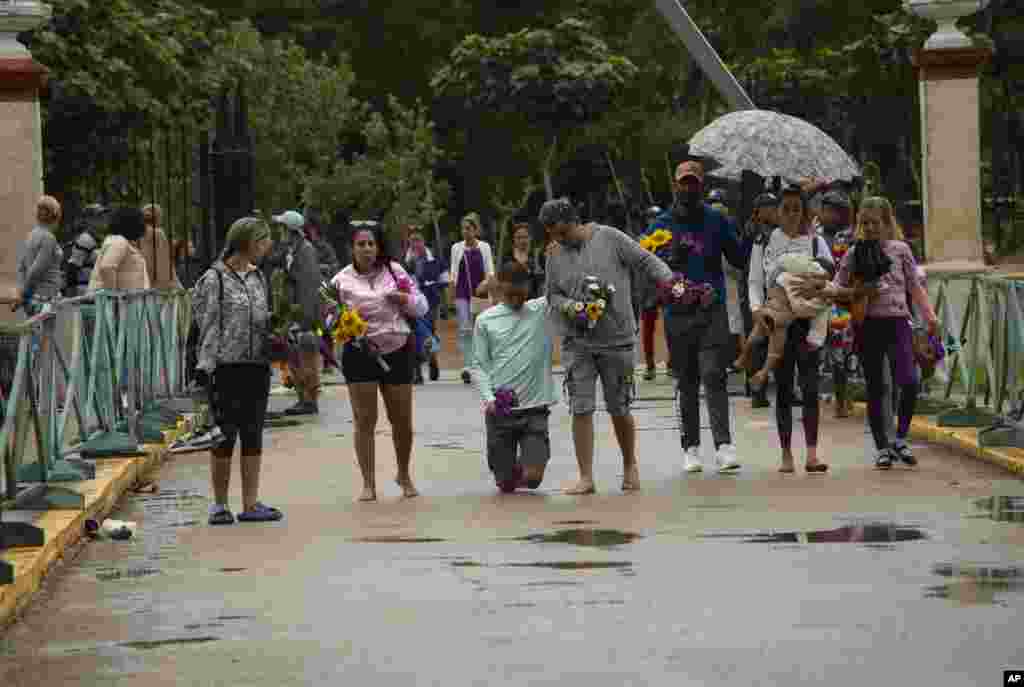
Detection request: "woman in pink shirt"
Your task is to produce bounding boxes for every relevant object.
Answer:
[331,222,428,502]
[796,196,938,470]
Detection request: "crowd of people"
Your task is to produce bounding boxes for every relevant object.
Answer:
[13,156,941,523]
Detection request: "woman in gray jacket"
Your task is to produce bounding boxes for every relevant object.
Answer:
[193,217,281,525]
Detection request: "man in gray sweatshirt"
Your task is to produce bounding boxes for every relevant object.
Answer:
[542,198,672,494]
[16,195,65,315]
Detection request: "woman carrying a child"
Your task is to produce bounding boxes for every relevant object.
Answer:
[795,196,938,469]
[745,185,834,473]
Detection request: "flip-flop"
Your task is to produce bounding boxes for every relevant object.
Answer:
[236,503,283,522]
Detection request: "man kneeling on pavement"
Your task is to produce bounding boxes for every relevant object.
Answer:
[472,261,556,493]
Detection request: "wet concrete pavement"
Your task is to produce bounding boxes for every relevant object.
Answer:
[2,369,1024,686]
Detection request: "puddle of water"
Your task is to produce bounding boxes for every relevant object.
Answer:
[353,536,447,544]
[700,523,927,545]
[120,636,219,650]
[95,567,162,582]
[521,581,583,588]
[501,561,632,571]
[423,440,467,450]
[926,563,1024,606]
[514,528,641,548]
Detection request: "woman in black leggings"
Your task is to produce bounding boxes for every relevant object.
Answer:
[193,217,281,525]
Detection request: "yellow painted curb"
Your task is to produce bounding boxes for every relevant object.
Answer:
[847,401,1024,476]
[0,443,166,630]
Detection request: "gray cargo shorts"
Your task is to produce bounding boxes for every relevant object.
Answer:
[562,342,636,417]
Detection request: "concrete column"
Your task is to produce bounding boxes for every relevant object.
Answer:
[0,1,51,323]
[913,46,992,267]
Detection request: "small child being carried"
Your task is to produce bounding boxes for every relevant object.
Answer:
[735,252,832,386]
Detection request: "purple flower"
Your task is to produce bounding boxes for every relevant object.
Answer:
[494,386,519,417]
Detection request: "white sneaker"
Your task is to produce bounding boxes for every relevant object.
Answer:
[683,447,703,473]
[715,443,741,472]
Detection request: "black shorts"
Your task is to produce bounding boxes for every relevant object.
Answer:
[212,362,271,452]
[341,340,415,386]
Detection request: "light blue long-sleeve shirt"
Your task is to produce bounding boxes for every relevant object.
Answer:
[471,297,556,409]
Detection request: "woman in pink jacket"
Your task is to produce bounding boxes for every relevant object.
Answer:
[331,222,428,502]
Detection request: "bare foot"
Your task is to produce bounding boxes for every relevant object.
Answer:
[396,478,420,498]
[564,479,596,495]
[356,487,377,502]
[621,464,640,491]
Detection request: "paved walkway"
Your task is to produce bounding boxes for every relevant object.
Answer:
[2,367,1023,685]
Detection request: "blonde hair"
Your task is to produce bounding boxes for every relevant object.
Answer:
[855,196,904,241]
[36,195,61,224]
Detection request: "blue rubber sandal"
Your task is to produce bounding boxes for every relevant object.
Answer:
[236,502,283,522]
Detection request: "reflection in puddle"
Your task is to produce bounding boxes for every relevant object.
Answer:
[970,496,1024,523]
[353,536,447,543]
[700,523,927,545]
[514,529,641,548]
[120,636,219,650]
[502,561,632,570]
[926,564,1024,606]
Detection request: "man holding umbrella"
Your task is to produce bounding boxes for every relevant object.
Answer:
[650,160,749,473]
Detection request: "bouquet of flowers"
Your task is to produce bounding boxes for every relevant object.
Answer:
[320,281,390,372]
[493,386,519,417]
[913,329,946,379]
[657,272,716,309]
[559,275,615,332]
[639,228,673,260]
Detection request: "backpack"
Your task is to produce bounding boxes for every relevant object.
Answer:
[62,230,98,297]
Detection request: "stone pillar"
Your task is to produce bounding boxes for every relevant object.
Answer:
[913,47,992,267]
[0,1,51,322]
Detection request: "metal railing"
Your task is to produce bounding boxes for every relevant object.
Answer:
[1,289,191,584]
[924,267,1024,446]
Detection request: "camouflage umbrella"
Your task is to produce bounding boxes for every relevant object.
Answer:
[688,110,861,186]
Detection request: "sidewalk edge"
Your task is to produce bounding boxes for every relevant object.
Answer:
[0,445,165,630]
[847,402,1024,477]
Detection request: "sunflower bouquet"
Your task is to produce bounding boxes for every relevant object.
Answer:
[320,281,390,371]
[639,228,674,260]
[559,275,615,333]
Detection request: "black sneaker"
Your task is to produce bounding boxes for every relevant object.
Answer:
[874,448,893,470]
[429,359,440,381]
[461,370,472,385]
[413,368,424,385]
[891,440,917,466]
[284,401,318,416]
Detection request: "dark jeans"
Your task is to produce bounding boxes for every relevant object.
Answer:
[857,317,918,450]
[774,319,821,450]
[666,303,732,449]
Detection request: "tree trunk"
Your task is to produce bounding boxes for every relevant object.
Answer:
[542,134,558,200]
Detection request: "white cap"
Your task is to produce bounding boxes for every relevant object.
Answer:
[272,210,305,231]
